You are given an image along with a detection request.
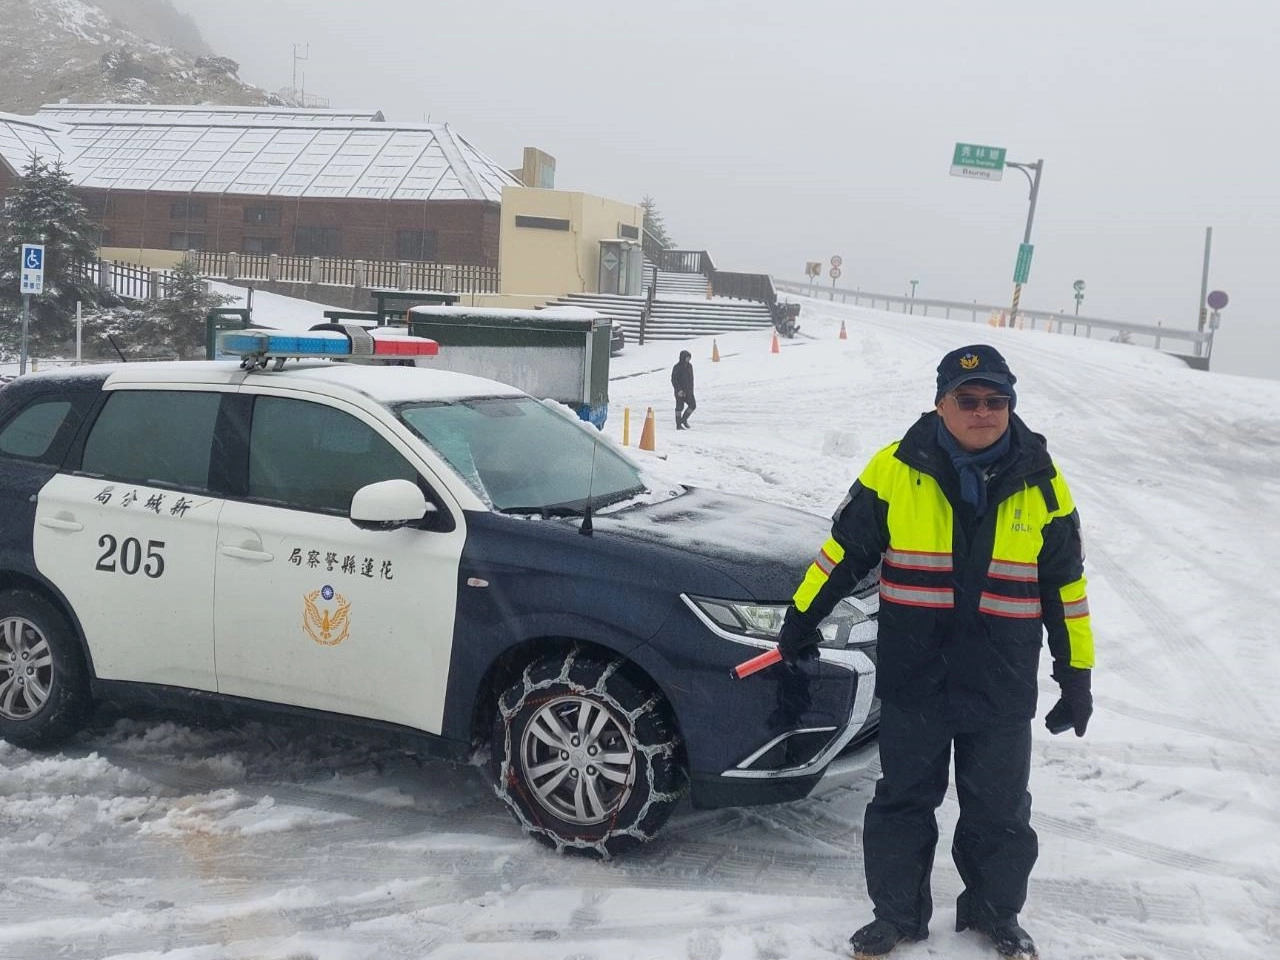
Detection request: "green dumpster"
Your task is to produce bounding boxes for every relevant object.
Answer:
[407,306,612,428]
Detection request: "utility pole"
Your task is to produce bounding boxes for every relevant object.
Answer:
[1196,227,1212,357]
[291,43,309,104]
[908,279,919,315]
[1006,158,1043,328]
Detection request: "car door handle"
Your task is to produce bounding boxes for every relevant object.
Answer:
[38,515,84,532]
[221,545,274,562]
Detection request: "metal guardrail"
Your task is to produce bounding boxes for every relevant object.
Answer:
[774,278,1211,355]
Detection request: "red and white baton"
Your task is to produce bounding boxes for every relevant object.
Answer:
[731,647,782,680]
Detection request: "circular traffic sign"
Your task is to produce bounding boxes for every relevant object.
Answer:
[829,266,843,279]
[1207,290,1229,310]
[830,255,843,267]
[1072,279,1086,292]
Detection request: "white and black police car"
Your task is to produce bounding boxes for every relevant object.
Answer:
[0,328,878,856]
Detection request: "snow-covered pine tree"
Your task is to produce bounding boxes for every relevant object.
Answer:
[0,155,108,358]
[640,195,675,249]
[144,255,234,359]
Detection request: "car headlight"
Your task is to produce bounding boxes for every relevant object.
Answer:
[688,593,877,650]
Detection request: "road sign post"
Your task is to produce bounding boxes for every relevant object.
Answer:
[19,243,45,376]
[1205,290,1228,364]
[805,261,821,291]
[1006,159,1043,328]
[949,144,1042,328]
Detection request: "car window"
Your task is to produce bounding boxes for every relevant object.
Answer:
[397,396,645,512]
[0,398,81,465]
[248,396,419,514]
[81,390,222,490]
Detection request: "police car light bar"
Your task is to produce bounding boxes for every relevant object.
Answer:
[219,325,439,369]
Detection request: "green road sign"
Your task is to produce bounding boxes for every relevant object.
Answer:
[1013,243,1034,284]
[950,142,1007,181]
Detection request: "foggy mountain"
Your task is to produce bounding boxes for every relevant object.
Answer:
[0,0,274,114]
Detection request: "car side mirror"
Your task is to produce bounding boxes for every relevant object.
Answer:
[349,479,434,529]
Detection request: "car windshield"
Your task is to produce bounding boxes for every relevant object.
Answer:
[396,396,646,513]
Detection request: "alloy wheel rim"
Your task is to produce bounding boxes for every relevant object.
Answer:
[519,694,637,825]
[0,616,53,720]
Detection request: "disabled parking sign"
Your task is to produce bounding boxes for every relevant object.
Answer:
[20,243,44,295]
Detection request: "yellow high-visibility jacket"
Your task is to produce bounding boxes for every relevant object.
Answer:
[786,412,1093,725]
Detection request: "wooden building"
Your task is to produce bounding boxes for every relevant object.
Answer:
[0,105,519,268]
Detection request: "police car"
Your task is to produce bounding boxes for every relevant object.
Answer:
[0,328,878,857]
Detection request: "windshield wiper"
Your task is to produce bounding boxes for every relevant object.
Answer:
[500,505,584,518]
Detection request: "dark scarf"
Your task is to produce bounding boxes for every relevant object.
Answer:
[936,418,1011,516]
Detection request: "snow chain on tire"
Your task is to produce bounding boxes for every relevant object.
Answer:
[492,647,685,858]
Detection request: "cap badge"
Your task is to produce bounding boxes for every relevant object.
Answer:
[959,353,980,370]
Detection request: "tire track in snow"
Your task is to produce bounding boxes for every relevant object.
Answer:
[1084,539,1275,738]
[1037,736,1275,777]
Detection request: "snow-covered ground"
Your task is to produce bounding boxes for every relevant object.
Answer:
[2,295,1277,960]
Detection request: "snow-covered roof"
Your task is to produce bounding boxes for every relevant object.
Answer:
[0,105,519,202]
[0,112,68,174]
[36,104,387,124]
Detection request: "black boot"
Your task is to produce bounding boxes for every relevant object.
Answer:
[848,918,919,958]
[960,919,1037,959]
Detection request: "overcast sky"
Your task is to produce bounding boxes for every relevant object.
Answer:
[172,0,1278,380]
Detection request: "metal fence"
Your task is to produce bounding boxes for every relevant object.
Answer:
[773,278,1212,358]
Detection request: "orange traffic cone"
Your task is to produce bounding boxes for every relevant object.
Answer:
[711,340,720,362]
[638,407,656,451]
[622,406,631,446]
[770,331,780,354]
[838,320,848,340]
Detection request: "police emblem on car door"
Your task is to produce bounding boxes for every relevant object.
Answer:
[212,391,466,733]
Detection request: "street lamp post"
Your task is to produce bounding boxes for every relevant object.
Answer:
[1005,158,1043,328]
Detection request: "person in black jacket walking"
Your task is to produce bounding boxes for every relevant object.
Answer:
[671,349,696,430]
[775,344,1094,960]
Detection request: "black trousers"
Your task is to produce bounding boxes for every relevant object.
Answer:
[863,700,1036,938]
[675,394,696,426]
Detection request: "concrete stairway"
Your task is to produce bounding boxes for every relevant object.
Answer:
[643,269,712,299]
[551,292,774,342]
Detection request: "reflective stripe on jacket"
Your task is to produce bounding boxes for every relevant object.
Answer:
[787,411,1094,724]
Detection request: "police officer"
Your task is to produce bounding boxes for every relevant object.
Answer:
[776,344,1094,960]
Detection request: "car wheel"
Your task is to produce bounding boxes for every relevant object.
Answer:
[492,649,684,857]
[0,589,92,748]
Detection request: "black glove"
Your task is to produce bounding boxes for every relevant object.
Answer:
[1045,663,1092,737]
[775,622,822,664]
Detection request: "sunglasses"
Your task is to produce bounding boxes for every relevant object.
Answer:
[951,394,1011,411]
